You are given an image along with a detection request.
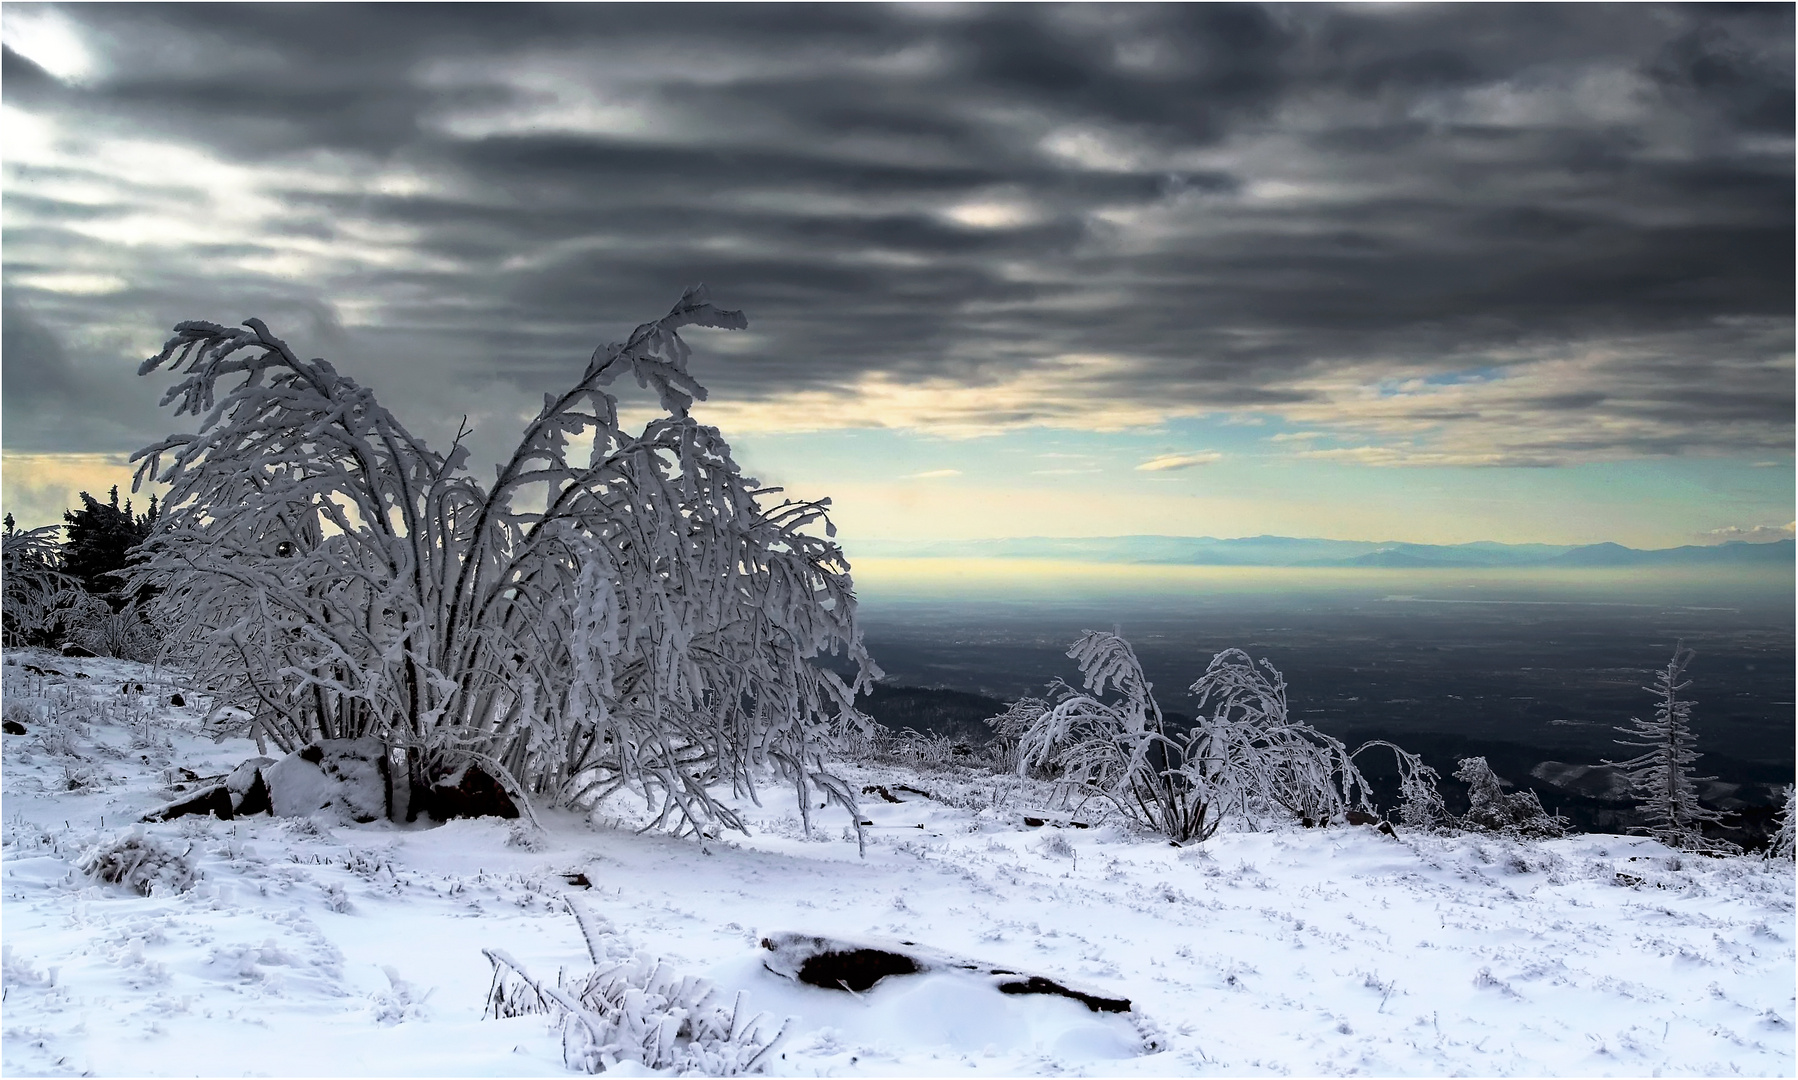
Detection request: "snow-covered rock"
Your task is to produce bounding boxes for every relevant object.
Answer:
[140,783,233,822]
[264,738,389,823]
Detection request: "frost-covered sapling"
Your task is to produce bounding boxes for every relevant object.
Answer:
[1769,785,1794,860]
[127,288,879,838]
[1187,648,1375,830]
[1603,644,1730,851]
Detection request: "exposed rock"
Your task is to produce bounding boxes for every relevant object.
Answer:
[226,757,275,816]
[234,771,272,816]
[142,784,235,822]
[793,944,919,991]
[1022,815,1092,829]
[168,693,185,707]
[761,931,1131,1013]
[416,762,519,821]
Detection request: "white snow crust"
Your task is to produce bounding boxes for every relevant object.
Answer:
[3,649,1793,1076]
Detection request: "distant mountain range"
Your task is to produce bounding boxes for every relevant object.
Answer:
[851,535,1795,569]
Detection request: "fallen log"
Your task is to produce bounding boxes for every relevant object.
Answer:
[760,931,1131,1013]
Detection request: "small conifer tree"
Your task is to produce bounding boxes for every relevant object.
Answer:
[1604,644,1729,850]
[63,487,157,602]
[1769,785,1794,860]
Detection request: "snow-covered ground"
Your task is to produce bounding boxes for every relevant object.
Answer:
[3,649,1793,1077]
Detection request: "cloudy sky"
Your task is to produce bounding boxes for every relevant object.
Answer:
[3,3,1792,549]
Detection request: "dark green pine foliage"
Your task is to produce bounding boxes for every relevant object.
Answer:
[63,486,158,603]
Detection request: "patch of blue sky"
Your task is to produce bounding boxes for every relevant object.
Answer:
[1370,366,1506,396]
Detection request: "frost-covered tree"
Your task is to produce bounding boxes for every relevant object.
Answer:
[1008,633,1377,843]
[1603,644,1727,850]
[127,287,879,836]
[63,487,157,602]
[1769,785,1794,860]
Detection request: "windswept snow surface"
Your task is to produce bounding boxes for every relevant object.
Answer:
[3,650,1793,1077]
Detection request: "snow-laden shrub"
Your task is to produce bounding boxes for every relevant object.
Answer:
[126,288,877,836]
[987,696,1051,776]
[1453,757,1566,839]
[1,523,87,649]
[60,762,110,792]
[888,728,960,769]
[485,903,785,1075]
[76,826,197,896]
[64,602,160,663]
[3,698,44,733]
[371,965,432,1025]
[1009,633,1382,843]
[34,715,86,758]
[1352,739,1448,830]
[1,943,54,988]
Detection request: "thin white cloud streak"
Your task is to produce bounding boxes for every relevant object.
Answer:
[1703,522,1795,543]
[687,354,1209,438]
[1135,452,1223,472]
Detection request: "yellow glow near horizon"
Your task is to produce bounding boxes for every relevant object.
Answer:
[847,557,1795,603]
[1,453,161,530]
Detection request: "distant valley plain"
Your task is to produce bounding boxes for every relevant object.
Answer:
[846,548,1794,838]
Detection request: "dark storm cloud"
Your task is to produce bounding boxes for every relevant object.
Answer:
[2,2,1791,464]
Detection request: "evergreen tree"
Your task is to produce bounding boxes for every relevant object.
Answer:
[1605,644,1728,850]
[62,487,156,602]
[1770,785,1795,860]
